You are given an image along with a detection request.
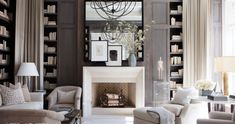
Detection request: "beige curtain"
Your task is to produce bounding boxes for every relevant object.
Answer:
[15,0,44,90]
[183,0,211,87]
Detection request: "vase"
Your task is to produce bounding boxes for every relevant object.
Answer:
[128,53,137,67]
[200,90,212,96]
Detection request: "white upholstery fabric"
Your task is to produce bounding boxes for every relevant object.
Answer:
[0,85,25,105]
[57,90,75,104]
[0,92,43,110]
[10,83,31,102]
[0,101,42,110]
[162,104,184,116]
[171,88,193,105]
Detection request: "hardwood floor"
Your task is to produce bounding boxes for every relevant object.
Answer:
[82,115,134,124]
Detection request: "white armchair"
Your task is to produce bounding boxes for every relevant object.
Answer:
[47,86,82,110]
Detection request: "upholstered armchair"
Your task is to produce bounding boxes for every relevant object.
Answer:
[47,86,82,110]
[197,111,235,124]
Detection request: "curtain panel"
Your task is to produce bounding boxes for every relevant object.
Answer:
[183,0,211,87]
[15,0,44,90]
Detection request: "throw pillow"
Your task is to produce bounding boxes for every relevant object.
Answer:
[171,87,194,105]
[57,90,76,104]
[0,84,25,105]
[9,83,31,102]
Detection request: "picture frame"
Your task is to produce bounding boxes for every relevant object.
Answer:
[106,45,122,66]
[91,40,108,62]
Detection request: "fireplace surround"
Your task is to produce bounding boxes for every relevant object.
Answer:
[83,67,145,118]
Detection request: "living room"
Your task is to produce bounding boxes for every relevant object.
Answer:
[0,0,235,124]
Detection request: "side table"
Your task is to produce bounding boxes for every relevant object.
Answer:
[197,96,235,113]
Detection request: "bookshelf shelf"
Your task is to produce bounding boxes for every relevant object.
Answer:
[43,0,58,91]
[168,1,183,99]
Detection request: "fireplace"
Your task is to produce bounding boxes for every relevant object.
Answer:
[83,67,145,118]
[92,83,136,107]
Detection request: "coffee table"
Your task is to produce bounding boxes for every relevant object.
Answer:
[62,109,81,124]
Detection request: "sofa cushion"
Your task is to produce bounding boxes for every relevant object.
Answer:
[171,88,193,105]
[134,107,160,124]
[162,104,184,116]
[10,83,31,102]
[0,85,25,105]
[57,90,75,104]
[0,101,43,110]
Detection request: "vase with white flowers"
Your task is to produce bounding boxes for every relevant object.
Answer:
[195,80,216,96]
[117,21,152,66]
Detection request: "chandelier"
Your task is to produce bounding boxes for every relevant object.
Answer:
[101,19,124,43]
[90,1,137,20]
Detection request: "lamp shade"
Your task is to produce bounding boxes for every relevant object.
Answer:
[17,62,39,76]
[215,56,235,72]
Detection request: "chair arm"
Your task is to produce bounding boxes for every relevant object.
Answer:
[47,90,58,109]
[75,87,82,110]
[209,111,232,120]
[179,102,208,124]
[197,119,235,124]
[30,92,43,102]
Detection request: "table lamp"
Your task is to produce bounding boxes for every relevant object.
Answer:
[214,57,235,96]
[17,62,39,91]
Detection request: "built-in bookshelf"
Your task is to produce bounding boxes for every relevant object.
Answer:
[168,0,183,98]
[43,0,57,91]
[84,26,90,61]
[0,0,15,85]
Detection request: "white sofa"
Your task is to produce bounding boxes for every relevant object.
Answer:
[0,92,44,110]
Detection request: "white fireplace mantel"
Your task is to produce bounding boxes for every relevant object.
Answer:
[82,66,145,118]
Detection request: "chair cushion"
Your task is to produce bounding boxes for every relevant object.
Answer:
[0,85,25,105]
[162,104,184,116]
[171,88,194,105]
[10,83,31,102]
[57,90,75,104]
[134,107,160,124]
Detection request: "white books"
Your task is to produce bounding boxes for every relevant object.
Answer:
[48,21,56,25]
[46,5,56,13]
[49,32,56,40]
[47,56,56,65]
[0,26,9,37]
[47,47,56,53]
[44,17,48,25]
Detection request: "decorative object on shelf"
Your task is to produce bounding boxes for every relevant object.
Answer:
[17,62,39,91]
[214,56,235,96]
[90,1,136,20]
[195,80,215,96]
[157,57,164,81]
[171,17,176,25]
[91,40,108,62]
[106,45,122,66]
[128,52,137,67]
[116,21,152,66]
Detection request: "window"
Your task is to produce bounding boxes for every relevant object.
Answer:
[223,0,235,95]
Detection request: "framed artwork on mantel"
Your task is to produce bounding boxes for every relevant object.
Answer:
[91,40,108,62]
[106,45,122,66]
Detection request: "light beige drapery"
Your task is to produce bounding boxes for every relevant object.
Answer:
[15,0,44,90]
[183,0,211,87]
